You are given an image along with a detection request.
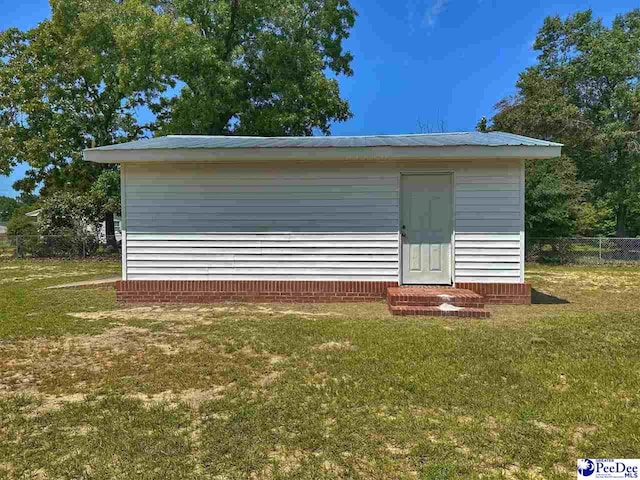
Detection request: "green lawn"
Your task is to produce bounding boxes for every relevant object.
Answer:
[1,260,640,479]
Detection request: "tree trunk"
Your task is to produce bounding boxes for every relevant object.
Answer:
[616,202,627,238]
[105,211,117,248]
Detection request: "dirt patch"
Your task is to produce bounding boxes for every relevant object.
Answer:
[267,446,305,474]
[312,341,355,352]
[385,443,411,456]
[256,371,283,388]
[1,271,101,284]
[528,271,640,292]
[68,305,345,326]
[129,386,230,408]
[16,385,233,415]
[531,420,561,434]
[569,425,598,454]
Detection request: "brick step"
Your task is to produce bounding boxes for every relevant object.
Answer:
[388,305,491,318]
[387,287,485,308]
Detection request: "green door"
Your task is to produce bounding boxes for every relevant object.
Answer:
[401,174,453,284]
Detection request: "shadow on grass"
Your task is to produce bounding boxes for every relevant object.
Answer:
[532,288,570,305]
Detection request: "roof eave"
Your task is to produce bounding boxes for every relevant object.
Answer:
[82,144,562,164]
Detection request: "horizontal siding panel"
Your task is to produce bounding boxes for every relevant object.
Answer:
[128,185,397,194]
[126,205,400,215]
[456,205,520,213]
[456,183,520,194]
[126,233,397,241]
[127,274,399,281]
[127,192,399,200]
[456,197,520,206]
[455,213,520,221]
[455,240,520,249]
[455,270,520,277]
[127,240,398,248]
[456,248,519,256]
[127,248,399,255]
[128,199,399,207]
[456,220,521,229]
[124,165,400,281]
[127,254,398,262]
[127,261,398,269]
[127,268,396,275]
[455,263,520,270]
[454,164,523,283]
[455,276,522,284]
[455,234,521,241]
[455,255,521,263]
[129,175,398,185]
[455,176,520,184]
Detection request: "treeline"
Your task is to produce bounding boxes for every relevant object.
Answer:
[480,9,640,238]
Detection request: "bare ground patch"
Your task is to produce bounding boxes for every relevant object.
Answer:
[311,340,355,352]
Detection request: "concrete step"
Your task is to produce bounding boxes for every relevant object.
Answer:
[388,304,491,318]
[387,287,485,308]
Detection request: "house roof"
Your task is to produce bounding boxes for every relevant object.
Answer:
[83,132,562,163]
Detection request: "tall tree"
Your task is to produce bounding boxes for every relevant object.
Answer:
[150,0,356,135]
[490,9,640,237]
[0,0,180,239]
[1,0,357,234]
[0,196,19,222]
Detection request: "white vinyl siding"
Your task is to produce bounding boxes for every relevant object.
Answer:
[123,164,399,281]
[122,160,524,284]
[453,164,524,283]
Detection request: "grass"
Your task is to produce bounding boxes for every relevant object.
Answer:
[1,260,640,479]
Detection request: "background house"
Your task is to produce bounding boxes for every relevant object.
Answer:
[25,208,122,241]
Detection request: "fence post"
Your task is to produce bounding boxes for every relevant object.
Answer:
[599,238,602,264]
[82,237,86,258]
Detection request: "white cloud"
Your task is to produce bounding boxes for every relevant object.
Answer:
[424,0,448,27]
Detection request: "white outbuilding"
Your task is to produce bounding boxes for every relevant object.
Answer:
[84,132,561,308]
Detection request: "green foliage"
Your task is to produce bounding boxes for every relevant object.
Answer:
[490,8,640,237]
[150,0,356,135]
[525,157,585,237]
[575,201,616,237]
[0,0,182,195]
[475,116,488,133]
[89,170,121,217]
[37,191,100,237]
[0,0,356,202]
[0,196,18,222]
[6,214,37,237]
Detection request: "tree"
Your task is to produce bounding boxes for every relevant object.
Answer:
[0,0,183,233]
[475,116,488,133]
[89,170,121,247]
[149,0,356,135]
[489,9,640,237]
[524,157,585,238]
[0,196,18,222]
[1,0,357,232]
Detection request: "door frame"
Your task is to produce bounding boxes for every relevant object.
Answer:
[398,171,455,286]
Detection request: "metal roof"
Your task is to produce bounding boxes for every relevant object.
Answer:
[86,131,562,152]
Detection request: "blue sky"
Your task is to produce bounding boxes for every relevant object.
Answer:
[1,0,638,197]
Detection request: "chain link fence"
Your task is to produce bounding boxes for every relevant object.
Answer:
[526,238,640,265]
[2,234,638,264]
[0,235,121,259]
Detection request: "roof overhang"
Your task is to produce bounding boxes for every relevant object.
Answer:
[83,144,562,164]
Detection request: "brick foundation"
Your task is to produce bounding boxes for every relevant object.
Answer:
[455,282,531,305]
[115,280,531,305]
[116,280,396,304]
